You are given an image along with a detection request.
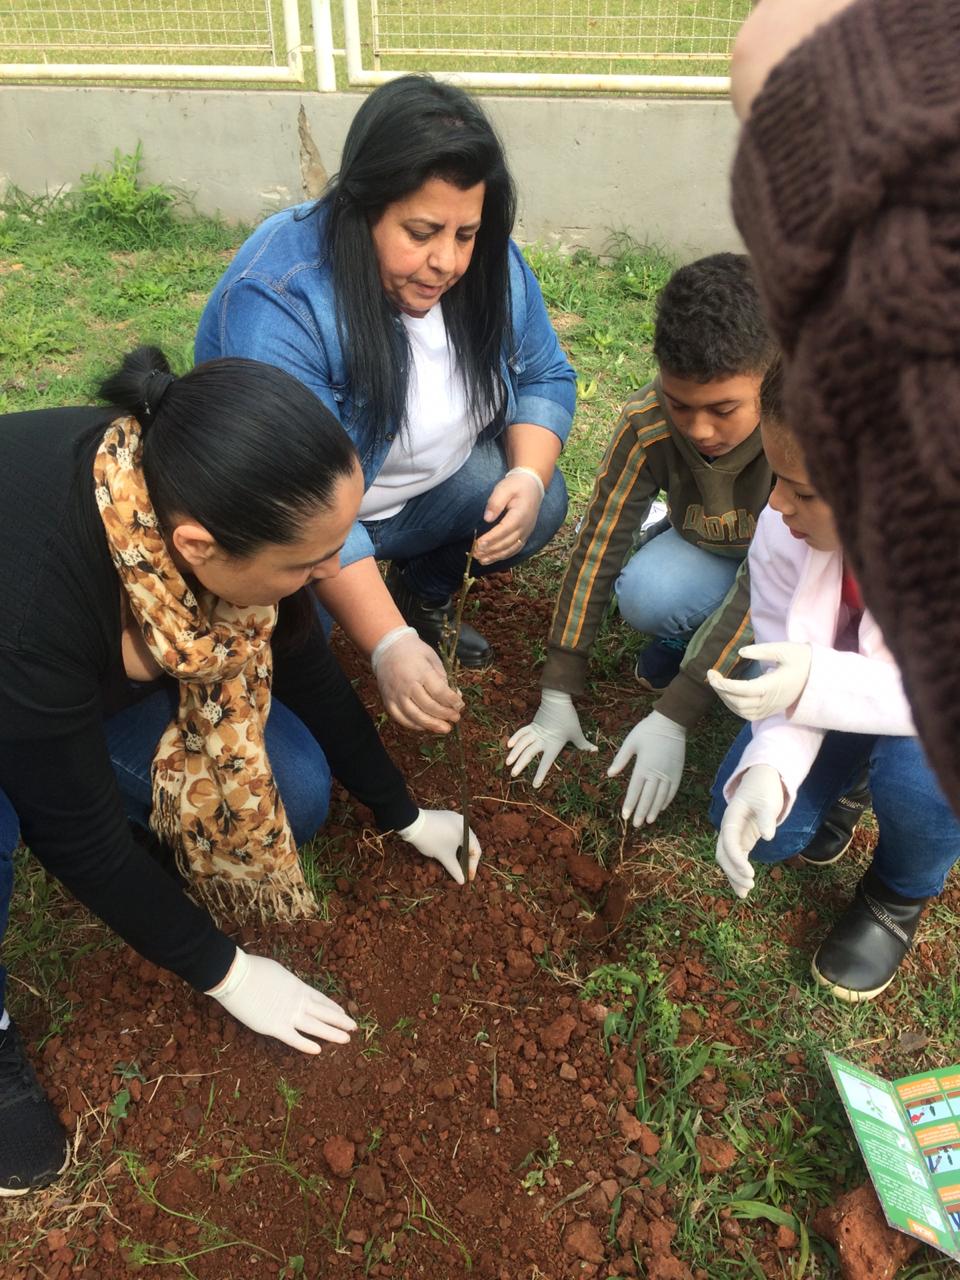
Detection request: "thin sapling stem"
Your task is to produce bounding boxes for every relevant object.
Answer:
[439,548,476,884]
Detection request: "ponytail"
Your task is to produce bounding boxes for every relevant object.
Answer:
[97,346,359,558]
[98,346,175,426]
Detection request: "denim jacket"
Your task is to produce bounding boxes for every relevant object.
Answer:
[196,202,577,566]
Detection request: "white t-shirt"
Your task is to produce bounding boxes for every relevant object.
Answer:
[359,306,477,521]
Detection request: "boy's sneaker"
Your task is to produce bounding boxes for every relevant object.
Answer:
[634,640,687,693]
[798,773,871,867]
[0,1020,70,1196]
[811,870,927,1003]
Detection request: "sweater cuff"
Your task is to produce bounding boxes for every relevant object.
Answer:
[372,788,420,834]
[183,932,238,993]
[541,646,589,698]
[654,668,714,731]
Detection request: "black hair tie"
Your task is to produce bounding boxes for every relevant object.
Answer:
[143,370,176,419]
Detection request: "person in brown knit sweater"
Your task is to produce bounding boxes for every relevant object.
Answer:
[729,0,960,816]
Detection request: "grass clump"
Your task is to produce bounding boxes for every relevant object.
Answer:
[0,150,240,413]
[65,144,181,249]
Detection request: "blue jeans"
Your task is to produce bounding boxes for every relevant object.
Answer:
[365,434,569,600]
[615,526,740,644]
[0,686,332,1012]
[710,725,960,898]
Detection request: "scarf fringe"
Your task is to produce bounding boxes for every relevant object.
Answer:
[172,843,319,926]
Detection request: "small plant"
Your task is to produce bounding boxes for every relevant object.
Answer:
[366,1126,384,1153]
[108,1088,133,1124]
[66,144,179,248]
[518,1134,570,1193]
[276,1077,303,1159]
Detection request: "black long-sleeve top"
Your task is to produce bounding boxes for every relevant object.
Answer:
[0,407,418,990]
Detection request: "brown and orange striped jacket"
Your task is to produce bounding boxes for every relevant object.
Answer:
[542,378,771,728]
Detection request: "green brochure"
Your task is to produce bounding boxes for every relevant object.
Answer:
[826,1052,960,1259]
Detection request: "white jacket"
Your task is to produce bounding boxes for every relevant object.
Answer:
[724,506,915,819]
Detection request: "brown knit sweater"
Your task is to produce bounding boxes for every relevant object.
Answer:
[731,0,960,813]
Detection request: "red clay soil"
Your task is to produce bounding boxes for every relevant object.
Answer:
[814,1185,922,1280]
[0,574,944,1279]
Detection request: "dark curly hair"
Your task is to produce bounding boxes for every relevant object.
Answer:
[653,253,774,382]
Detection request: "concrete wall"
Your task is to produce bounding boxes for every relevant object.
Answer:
[0,86,741,258]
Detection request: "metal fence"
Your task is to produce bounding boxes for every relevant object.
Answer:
[1,0,740,91]
[0,0,320,83]
[347,0,744,90]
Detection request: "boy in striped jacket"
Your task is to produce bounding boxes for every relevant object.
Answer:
[507,254,773,826]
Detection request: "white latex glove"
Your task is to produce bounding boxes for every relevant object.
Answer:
[606,710,687,826]
[206,948,357,1055]
[398,808,482,885]
[707,642,812,721]
[474,467,545,565]
[715,764,785,899]
[371,625,463,734]
[505,689,598,788]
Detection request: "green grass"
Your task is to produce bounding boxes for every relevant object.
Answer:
[3,162,960,1278]
[0,0,745,90]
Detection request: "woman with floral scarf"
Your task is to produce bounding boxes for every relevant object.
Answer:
[0,346,480,1197]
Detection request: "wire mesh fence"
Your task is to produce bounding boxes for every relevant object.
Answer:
[371,0,747,64]
[1,0,742,86]
[0,0,302,78]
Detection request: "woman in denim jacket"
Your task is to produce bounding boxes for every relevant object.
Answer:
[197,76,576,735]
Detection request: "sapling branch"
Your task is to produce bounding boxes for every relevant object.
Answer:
[439,549,476,884]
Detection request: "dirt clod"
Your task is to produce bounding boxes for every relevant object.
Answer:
[540,1013,577,1050]
[505,948,535,980]
[322,1134,356,1178]
[566,853,610,894]
[563,1220,606,1263]
[695,1135,737,1174]
[355,1162,387,1203]
[813,1183,921,1280]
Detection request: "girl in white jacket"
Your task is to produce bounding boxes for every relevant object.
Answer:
[706,360,960,1002]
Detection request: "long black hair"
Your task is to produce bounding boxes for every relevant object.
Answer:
[98,345,359,558]
[320,75,517,439]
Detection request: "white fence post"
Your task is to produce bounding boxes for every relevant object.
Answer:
[310,0,338,90]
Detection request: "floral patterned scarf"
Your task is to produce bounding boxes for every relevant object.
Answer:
[94,416,317,923]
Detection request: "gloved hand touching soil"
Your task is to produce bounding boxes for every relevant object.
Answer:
[398,809,482,885]
[607,710,687,826]
[206,948,358,1054]
[505,689,597,787]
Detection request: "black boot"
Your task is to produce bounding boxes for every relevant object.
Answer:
[385,565,493,670]
[811,868,928,1003]
[799,772,871,867]
[0,1020,70,1196]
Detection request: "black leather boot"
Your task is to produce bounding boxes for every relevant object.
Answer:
[811,868,928,1003]
[385,565,493,670]
[799,771,871,866]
